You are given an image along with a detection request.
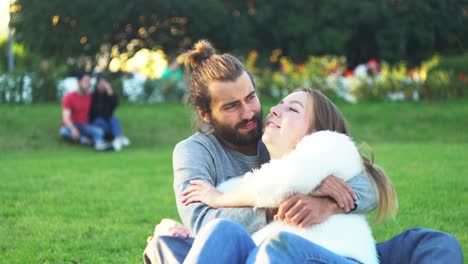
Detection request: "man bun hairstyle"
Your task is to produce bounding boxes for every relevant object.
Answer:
[183,40,255,131]
[184,40,216,70]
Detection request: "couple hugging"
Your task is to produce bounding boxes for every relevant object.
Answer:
[60,72,130,151]
[144,40,462,264]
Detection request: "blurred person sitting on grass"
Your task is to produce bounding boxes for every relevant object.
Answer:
[59,72,109,151]
[89,74,130,151]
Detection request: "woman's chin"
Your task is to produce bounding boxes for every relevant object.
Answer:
[261,132,273,145]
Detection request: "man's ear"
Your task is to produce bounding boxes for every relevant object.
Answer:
[196,106,211,124]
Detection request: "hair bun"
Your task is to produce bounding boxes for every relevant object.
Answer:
[184,40,216,70]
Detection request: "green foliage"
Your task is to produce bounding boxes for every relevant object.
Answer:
[352,62,423,102]
[0,61,68,103]
[0,37,68,103]
[0,37,36,72]
[141,77,187,102]
[30,60,68,102]
[424,53,468,99]
[248,53,347,99]
[0,101,467,262]
[250,53,467,102]
[10,0,468,67]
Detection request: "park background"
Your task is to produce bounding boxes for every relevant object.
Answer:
[0,0,467,263]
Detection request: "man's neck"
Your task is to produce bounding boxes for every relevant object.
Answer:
[216,136,258,156]
[76,88,87,96]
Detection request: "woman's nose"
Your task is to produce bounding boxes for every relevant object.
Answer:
[270,105,281,117]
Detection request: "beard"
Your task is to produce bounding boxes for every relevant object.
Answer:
[78,85,89,95]
[210,110,264,146]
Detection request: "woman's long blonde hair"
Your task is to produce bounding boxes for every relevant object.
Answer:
[300,88,398,223]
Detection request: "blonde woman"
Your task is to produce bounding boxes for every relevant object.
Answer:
[181,88,398,263]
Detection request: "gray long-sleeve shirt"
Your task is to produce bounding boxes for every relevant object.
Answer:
[173,132,377,235]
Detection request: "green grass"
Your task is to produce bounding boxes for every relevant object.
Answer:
[0,100,467,263]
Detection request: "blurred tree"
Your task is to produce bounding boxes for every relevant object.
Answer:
[10,0,467,69]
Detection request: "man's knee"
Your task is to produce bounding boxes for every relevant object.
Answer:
[378,227,463,264]
[94,127,105,137]
[412,228,462,254]
[87,125,104,138]
[59,127,70,138]
[408,227,461,245]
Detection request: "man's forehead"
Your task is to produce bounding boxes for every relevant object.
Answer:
[208,72,255,104]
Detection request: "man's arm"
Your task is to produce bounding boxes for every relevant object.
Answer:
[105,82,119,110]
[62,108,80,140]
[347,170,377,214]
[172,140,267,235]
[313,171,377,213]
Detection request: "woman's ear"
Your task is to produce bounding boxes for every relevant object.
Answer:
[196,106,211,124]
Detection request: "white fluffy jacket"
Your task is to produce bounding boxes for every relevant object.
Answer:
[218,131,378,264]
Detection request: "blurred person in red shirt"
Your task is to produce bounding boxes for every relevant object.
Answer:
[59,72,109,151]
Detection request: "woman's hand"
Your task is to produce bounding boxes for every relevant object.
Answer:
[181,180,223,208]
[147,218,190,243]
[103,80,114,95]
[311,175,357,212]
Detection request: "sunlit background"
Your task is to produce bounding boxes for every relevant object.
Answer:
[2,0,171,79]
[0,0,9,37]
[0,1,466,102]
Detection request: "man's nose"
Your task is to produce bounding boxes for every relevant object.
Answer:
[240,103,255,120]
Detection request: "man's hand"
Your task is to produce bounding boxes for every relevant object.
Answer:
[311,175,357,212]
[274,194,344,228]
[71,127,80,140]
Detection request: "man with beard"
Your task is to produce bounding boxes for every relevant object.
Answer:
[143,40,462,264]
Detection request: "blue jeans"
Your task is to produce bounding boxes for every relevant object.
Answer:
[143,219,463,264]
[184,219,257,264]
[247,230,359,264]
[183,220,357,264]
[376,227,463,264]
[90,116,122,138]
[59,123,104,144]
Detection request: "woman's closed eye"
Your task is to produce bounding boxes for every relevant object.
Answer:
[288,107,299,113]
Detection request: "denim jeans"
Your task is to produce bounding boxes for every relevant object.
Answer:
[246,230,360,264]
[182,219,358,264]
[143,219,463,264]
[90,116,122,138]
[59,123,104,144]
[376,227,463,264]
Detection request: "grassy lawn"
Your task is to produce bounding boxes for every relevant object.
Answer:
[0,100,467,263]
